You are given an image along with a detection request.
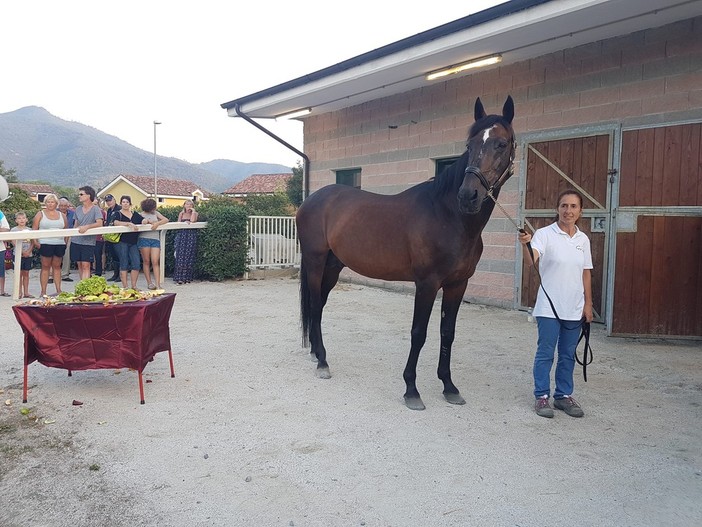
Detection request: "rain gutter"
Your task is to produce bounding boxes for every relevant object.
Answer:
[234,103,310,199]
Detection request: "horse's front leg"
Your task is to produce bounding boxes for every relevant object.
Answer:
[438,281,468,405]
[403,283,439,410]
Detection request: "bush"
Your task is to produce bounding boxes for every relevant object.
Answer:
[159,198,251,281]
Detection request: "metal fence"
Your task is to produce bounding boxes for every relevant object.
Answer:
[247,216,300,269]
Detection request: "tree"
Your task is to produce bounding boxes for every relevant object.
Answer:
[286,161,303,208]
[0,160,18,183]
[0,187,42,227]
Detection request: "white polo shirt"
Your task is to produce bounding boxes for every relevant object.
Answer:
[530,222,593,321]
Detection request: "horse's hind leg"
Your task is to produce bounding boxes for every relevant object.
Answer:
[311,252,345,374]
[301,250,344,379]
[437,282,468,405]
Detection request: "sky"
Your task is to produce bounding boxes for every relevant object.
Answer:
[2,1,506,169]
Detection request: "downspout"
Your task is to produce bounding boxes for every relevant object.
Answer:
[234,103,310,199]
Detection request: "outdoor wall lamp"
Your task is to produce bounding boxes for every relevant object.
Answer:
[426,54,502,81]
[276,107,312,120]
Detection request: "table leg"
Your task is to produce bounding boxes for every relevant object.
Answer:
[138,371,145,404]
[168,349,175,378]
[23,363,28,403]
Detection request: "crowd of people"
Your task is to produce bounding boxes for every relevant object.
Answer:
[0,189,199,297]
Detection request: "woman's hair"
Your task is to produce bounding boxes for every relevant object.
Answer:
[79,185,96,201]
[553,189,584,222]
[120,195,132,205]
[182,199,194,210]
[43,193,58,205]
[141,198,157,213]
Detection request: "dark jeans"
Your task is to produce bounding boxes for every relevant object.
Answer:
[106,241,119,274]
[93,241,105,275]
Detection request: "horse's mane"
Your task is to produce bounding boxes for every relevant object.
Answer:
[430,115,513,197]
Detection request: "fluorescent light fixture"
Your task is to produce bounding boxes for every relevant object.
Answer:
[276,107,311,120]
[426,54,502,81]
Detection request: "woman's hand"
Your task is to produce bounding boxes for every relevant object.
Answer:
[518,231,532,245]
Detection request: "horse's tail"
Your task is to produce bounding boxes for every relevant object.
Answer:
[299,256,311,348]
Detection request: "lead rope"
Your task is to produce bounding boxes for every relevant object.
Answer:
[485,189,593,382]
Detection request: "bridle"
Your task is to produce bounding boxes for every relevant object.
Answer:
[464,135,517,218]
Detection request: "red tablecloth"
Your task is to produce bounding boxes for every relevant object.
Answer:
[12,294,175,372]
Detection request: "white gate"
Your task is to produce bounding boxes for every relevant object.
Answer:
[247,216,300,269]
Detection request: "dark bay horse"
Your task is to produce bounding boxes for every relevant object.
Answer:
[296,96,516,410]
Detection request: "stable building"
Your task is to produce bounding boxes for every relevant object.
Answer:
[221,0,702,338]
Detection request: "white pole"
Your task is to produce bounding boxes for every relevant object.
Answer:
[153,120,161,198]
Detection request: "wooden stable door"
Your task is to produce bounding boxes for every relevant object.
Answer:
[613,124,702,337]
[520,134,611,322]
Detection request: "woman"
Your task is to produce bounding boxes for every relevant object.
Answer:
[173,199,199,285]
[112,196,144,289]
[518,189,593,419]
[32,193,69,296]
[138,198,169,290]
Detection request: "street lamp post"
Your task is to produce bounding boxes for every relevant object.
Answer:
[153,120,162,198]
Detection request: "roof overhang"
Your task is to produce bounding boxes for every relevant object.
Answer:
[221,0,702,119]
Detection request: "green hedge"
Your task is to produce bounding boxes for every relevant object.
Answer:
[159,194,294,281]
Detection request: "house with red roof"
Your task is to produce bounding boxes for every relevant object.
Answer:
[9,183,55,202]
[98,174,211,207]
[223,173,292,199]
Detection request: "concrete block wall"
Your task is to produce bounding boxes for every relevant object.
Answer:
[303,16,702,308]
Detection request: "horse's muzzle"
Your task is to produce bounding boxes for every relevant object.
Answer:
[457,187,482,214]
[457,166,486,214]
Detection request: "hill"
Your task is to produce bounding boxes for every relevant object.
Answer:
[0,106,292,193]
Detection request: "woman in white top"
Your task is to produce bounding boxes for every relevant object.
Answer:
[518,189,593,419]
[32,193,69,296]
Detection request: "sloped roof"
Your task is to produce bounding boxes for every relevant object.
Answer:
[101,174,212,198]
[221,0,701,118]
[10,183,54,195]
[223,173,292,195]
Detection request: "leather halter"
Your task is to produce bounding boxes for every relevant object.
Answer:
[464,137,516,199]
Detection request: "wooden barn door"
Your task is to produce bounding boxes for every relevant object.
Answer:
[613,123,702,337]
[520,134,612,323]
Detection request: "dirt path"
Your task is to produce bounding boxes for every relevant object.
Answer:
[1,277,700,526]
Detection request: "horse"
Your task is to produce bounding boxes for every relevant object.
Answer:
[296,96,516,410]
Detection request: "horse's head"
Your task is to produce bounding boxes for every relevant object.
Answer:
[457,96,515,214]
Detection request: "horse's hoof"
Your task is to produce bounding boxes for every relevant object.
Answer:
[315,367,331,379]
[444,392,466,405]
[404,396,426,411]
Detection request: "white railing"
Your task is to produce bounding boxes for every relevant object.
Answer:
[247,216,300,270]
[0,222,206,300]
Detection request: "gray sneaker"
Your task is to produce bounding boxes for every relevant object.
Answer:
[535,397,554,418]
[554,396,584,417]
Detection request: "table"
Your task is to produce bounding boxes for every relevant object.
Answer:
[12,293,176,404]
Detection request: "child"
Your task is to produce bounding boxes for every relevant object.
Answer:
[10,211,37,298]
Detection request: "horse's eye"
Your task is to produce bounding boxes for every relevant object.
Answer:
[496,140,508,149]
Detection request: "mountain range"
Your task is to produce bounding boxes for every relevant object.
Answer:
[0,106,293,193]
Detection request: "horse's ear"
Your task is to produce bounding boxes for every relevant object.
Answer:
[474,97,486,121]
[502,95,514,124]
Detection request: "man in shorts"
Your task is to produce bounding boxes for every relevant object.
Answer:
[69,186,104,280]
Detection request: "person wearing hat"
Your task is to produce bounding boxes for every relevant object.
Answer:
[104,194,121,281]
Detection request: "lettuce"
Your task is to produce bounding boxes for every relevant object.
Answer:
[75,276,108,296]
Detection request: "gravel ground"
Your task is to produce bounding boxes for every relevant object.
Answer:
[1,274,700,527]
